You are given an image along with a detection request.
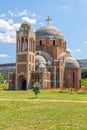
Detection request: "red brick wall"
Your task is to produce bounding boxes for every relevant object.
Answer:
[65,68,81,88]
[36,38,66,59]
[9,73,16,90]
[31,71,51,89]
[17,54,27,62]
[17,64,26,73]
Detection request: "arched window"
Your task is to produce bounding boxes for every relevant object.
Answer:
[25,39,28,51]
[53,40,55,46]
[21,37,24,51]
[73,72,75,83]
[33,41,35,52]
[17,40,20,52]
[40,40,42,46]
[22,37,24,43]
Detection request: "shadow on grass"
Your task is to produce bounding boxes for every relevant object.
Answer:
[3,89,16,91]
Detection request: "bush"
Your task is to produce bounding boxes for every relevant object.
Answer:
[33,82,41,98]
[0,73,4,84]
[0,84,8,90]
[81,78,87,87]
[77,89,86,94]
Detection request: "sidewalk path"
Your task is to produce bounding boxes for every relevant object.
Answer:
[0,98,87,103]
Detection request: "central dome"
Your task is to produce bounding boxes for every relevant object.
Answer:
[36,25,64,40]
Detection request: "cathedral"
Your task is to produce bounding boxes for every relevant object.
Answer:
[9,17,81,90]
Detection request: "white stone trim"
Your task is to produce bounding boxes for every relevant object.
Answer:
[17,62,27,64]
[17,52,27,55]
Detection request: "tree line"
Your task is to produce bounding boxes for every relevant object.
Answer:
[0,73,8,84]
[81,68,87,79]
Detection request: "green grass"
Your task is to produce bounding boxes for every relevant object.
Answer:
[0,90,87,101]
[0,90,87,130]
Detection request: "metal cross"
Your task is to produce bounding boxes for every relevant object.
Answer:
[46,16,52,25]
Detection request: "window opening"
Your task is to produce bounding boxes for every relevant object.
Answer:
[40,40,42,46]
[53,40,55,46]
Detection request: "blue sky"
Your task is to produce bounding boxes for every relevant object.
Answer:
[0,0,87,64]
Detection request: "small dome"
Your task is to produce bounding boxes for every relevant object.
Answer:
[39,63,46,71]
[19,22,32,31]
[21,22,31,27]
[39,63,46,69]
[65,57,80,68]
[35,55,46,66]
[36,25,64,40]
[59,52,71,61]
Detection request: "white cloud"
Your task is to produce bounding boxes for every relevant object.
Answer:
[0,13,6,18]
[0,9,38,43]
[18,10,29,16]
[8,10,14,17]
[0,54,10,58]
[76,49,81,52]
[0,19,14,31]
[62,5,68,12]
[84,41,87,44]
[0,31,16,43]
[13,23,21,30]
[22,16,37,24]
[67,48,71,52]
[32,13,36,17]
[0,18,20,43]
[8,19,13,24]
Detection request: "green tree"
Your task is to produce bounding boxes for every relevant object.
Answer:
[0,73,4,84]
[81,78,87,87]
[81,68,87,79]
[33,82,41,98]
[3,74,8,83]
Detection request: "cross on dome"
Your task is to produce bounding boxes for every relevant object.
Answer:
[46,16,52,25]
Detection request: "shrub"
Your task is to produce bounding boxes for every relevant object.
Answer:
[0,84,8,90]
[33,82,41,98]
[77,89,86,94]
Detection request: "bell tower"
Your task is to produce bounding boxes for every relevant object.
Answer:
[16,22,36,90]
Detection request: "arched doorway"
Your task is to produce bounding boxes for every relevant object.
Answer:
[22,80,26,90]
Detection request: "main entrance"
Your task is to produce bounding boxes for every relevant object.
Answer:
[21,80,26,90]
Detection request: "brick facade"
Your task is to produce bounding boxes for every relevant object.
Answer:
[65,68,81,88]
[9,21,81,90]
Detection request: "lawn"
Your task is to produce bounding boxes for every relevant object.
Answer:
[0,90,87,130]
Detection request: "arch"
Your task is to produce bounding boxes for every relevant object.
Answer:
[25,39,28,51]
[21,80,26,90]
[17,39,20,52]
[17,76,26,90]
